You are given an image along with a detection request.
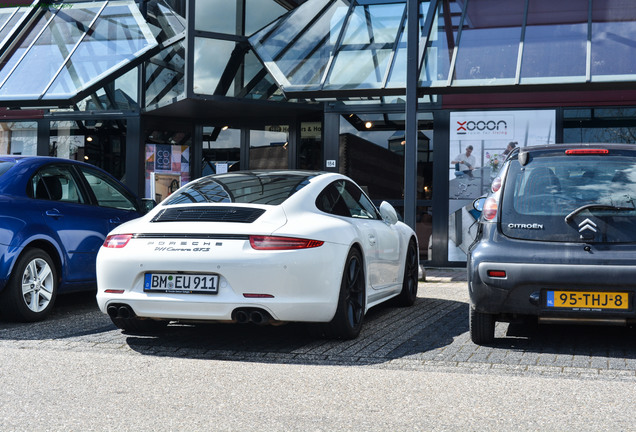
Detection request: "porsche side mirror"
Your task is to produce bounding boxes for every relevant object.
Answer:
[379,201,399,225]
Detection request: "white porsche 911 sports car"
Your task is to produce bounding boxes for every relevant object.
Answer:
[96,170,419,339]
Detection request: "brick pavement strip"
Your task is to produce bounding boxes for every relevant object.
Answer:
[1,268,636,382]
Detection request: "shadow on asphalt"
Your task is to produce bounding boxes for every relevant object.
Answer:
[121,298,469,364]
[3,290,636,366]
[496,320,636,357]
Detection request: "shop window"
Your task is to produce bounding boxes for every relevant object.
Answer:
[0,121,37,156]
[202,126,241,176]
[145,130,191,202]
[50,120,128,181]
[249,126,289,169]
[298,121,322,170]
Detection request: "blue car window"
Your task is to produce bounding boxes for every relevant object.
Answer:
[78,166,138,211]
[32,166,83,203]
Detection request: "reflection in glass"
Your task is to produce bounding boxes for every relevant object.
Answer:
[50,119,128,181]
[281,1,349,87]
[250,128,289,169]
[195,0,237,34]
[245,0,287,35]
[0,1,156,101]
[145,41,185,107]
[46,4,154,98]
[520,0,587,81]
[298,121,322,170]
[454,0,523,83]
[0,8,25,47]
[202,126,241,176]
[193,38,237,95]
[420,1,456,86]
[0,121,37,156]
[592,5,636,80]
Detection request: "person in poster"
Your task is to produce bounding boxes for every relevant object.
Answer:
[451,145,476,178]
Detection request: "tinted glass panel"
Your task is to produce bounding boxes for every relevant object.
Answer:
[454,0,524,83]
[46,4,153,99]
[591,1,636,80]
[193,38,236,95]
[195,0,237,34]
[0,6,101,99]
[520,0,587,82]
[501,152,636,242]
[245,0,287,35]
[163,172,316,206]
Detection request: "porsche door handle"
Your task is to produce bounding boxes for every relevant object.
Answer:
[368,234,376,245]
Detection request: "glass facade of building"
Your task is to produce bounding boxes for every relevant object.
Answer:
[1,0,636,266]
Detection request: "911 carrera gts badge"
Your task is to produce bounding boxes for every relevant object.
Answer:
[146,240,212,252]
[507,223,544,230]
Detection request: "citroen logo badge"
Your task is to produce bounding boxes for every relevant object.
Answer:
[578,218,597,234]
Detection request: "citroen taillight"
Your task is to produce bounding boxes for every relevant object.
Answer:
[483,197,499,221]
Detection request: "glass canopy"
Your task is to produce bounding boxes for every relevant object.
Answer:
[250,0,636,98]
[0,0,158,104]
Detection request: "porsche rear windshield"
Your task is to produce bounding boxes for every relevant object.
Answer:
[501,151,636,242]
[163,172,317,206]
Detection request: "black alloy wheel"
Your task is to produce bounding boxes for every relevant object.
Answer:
[327,248,366,340]
[394,239,419,306]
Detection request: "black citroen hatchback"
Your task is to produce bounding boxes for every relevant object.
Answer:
[468,144,636,345]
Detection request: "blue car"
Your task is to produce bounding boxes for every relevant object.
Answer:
[0,156,147,322]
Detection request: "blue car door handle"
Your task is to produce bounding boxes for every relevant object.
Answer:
[109,217,121,224]
[45,209,62,218]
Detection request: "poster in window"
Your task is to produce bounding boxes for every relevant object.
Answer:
[447,110,556,262]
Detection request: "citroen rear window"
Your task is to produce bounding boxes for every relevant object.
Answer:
[501,152,636,242]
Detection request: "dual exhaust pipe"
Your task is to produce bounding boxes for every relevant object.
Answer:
[107,304,135,320]
[234,308,272,325]
[107,304,273,326]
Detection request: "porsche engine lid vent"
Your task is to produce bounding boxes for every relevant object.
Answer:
[151,206,265,223]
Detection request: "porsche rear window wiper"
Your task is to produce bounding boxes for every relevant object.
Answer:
[564,203,635,223]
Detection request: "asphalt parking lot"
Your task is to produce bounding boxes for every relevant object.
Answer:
[2,268,636,382]
[4,268,636,431]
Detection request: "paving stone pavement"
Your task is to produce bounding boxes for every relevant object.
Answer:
[1,267,636,382]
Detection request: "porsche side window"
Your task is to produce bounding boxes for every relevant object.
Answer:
[316,180,378,220]
[316,183,351,217]
[31,166,83,203]
[344,181,379,220]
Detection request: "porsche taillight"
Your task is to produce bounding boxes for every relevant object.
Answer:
[249,235,324,250]
[103,234,133,248]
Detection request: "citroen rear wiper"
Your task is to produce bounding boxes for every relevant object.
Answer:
[564,203,635,223]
